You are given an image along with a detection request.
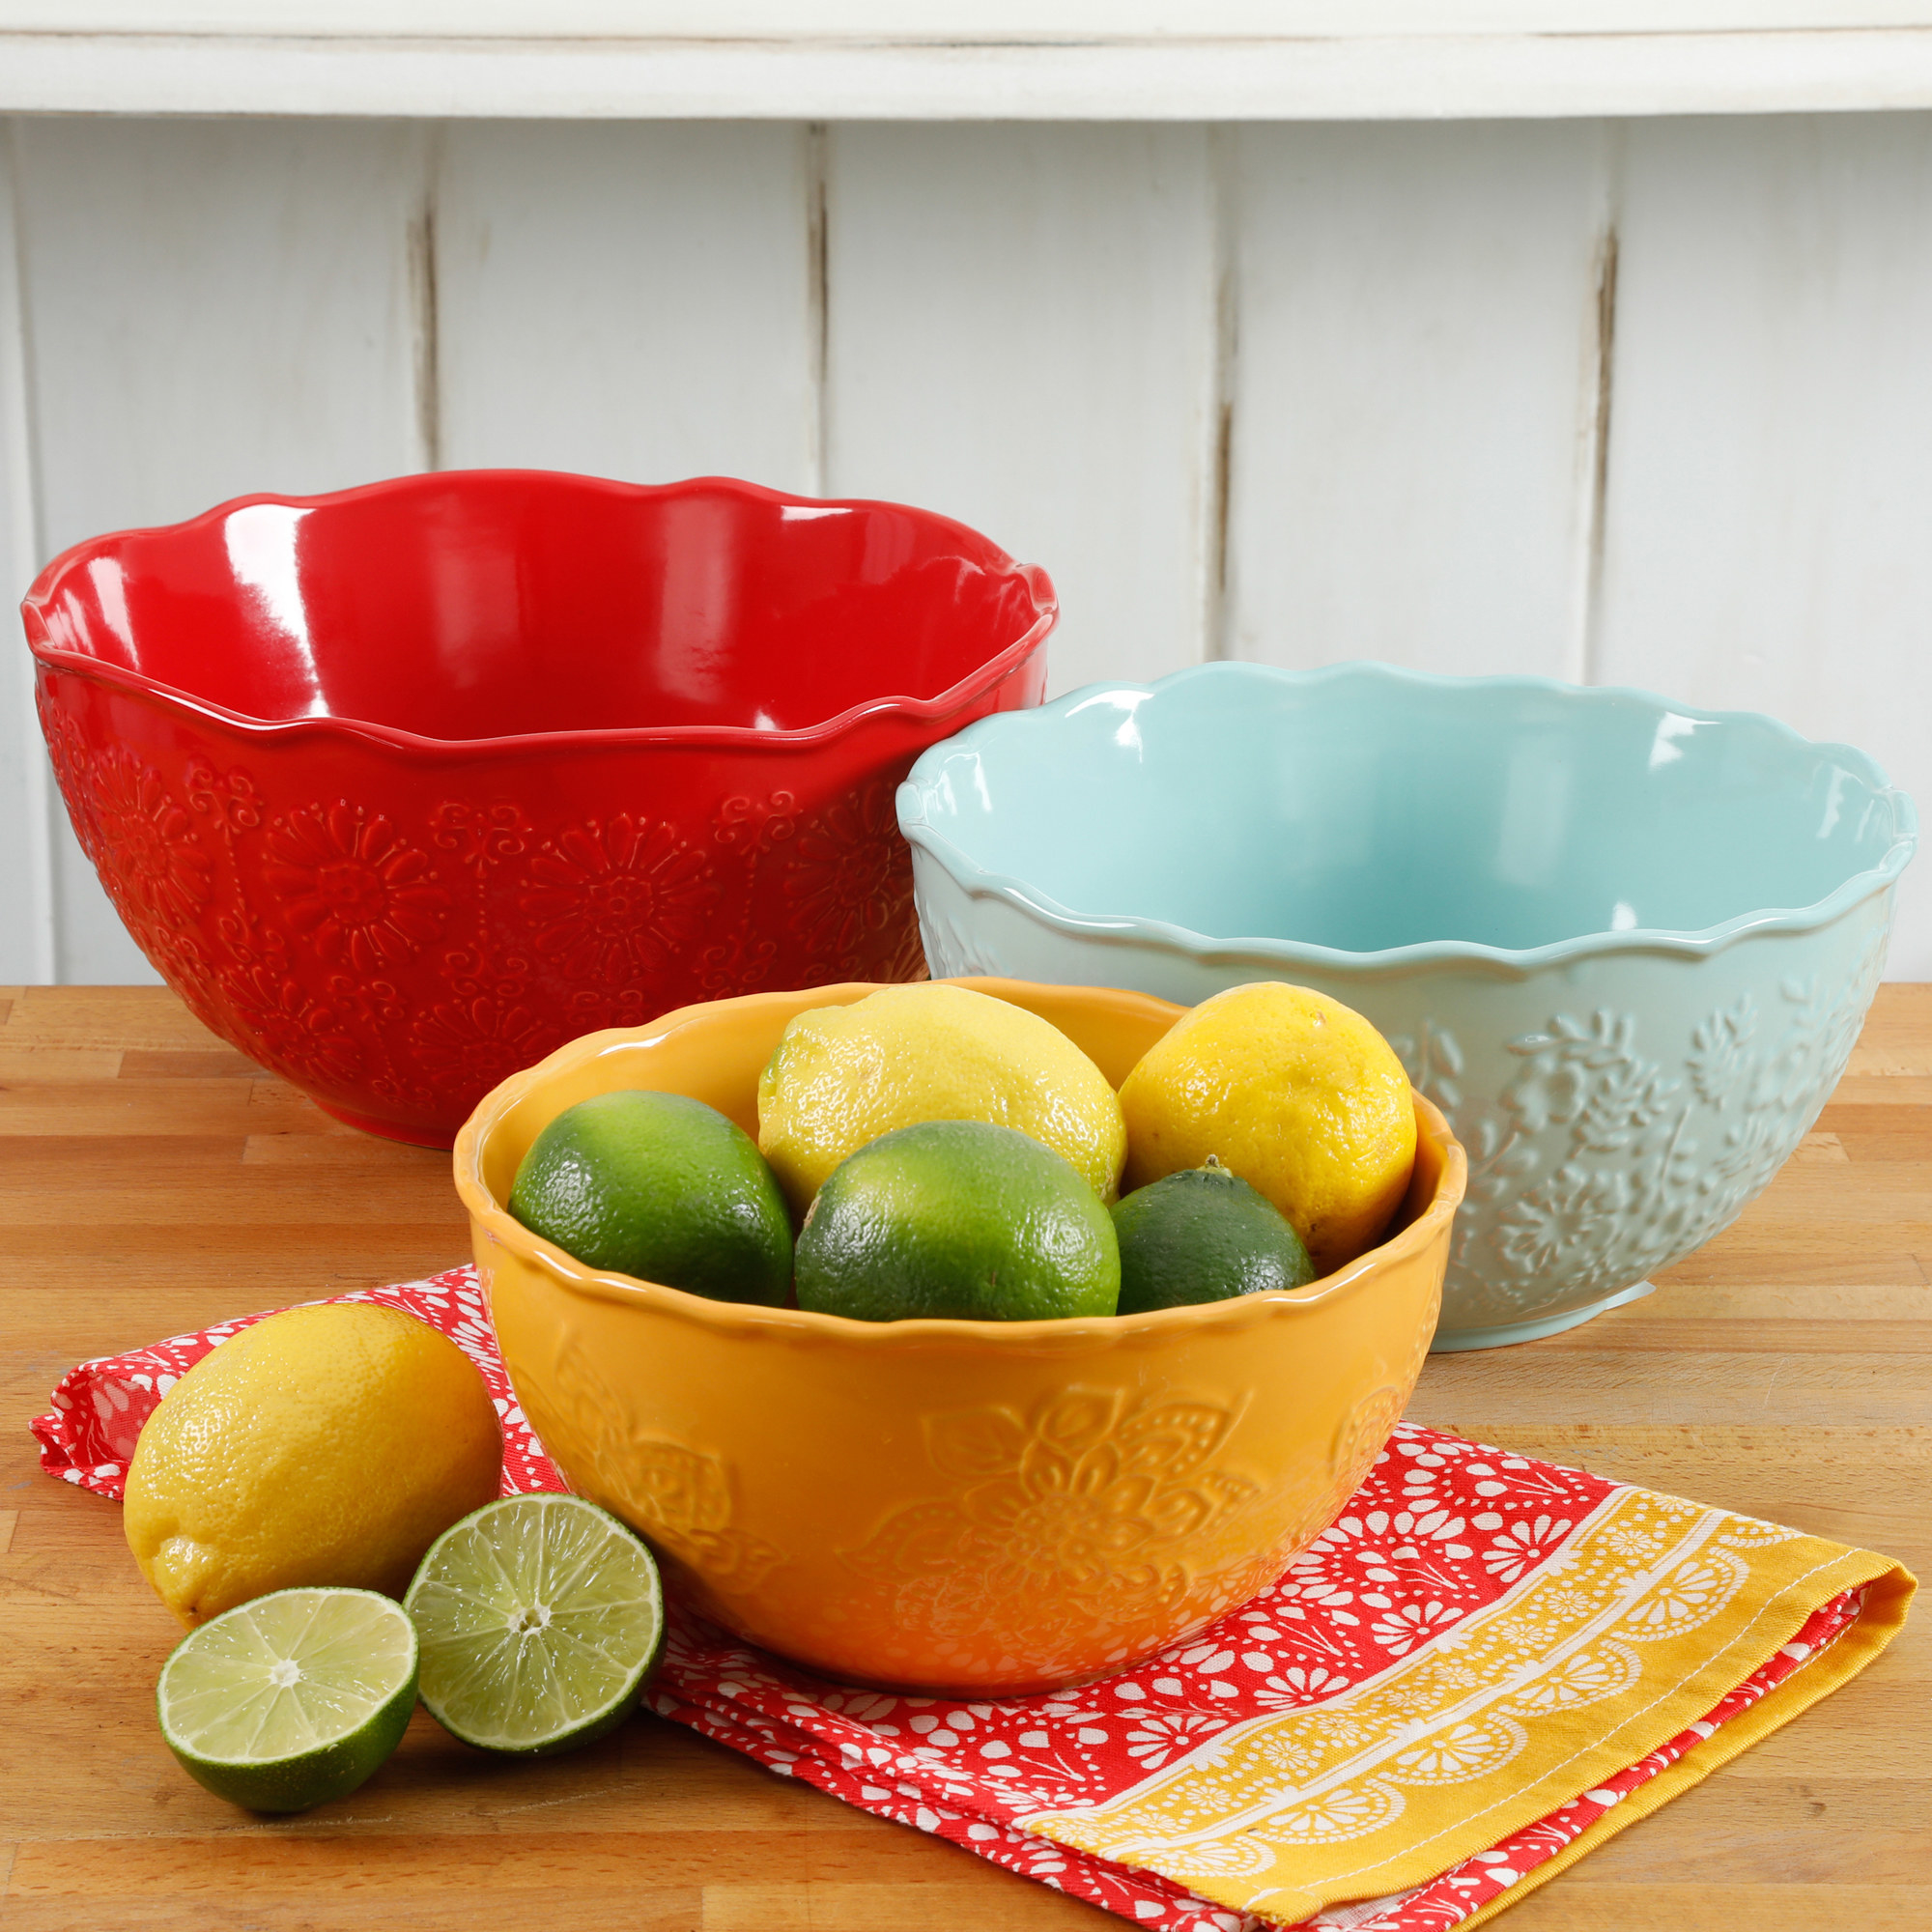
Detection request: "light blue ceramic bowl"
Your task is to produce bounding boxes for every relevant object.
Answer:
[898,662,1917,1349]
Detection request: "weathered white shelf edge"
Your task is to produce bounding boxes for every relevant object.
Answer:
[9,29,1932,120]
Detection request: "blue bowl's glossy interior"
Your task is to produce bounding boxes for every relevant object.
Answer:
[901,663,1914,960]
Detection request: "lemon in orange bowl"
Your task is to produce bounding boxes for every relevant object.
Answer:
[1121,981,1417,1278]
[454,978,1463,1697]
[757,980,1126,1213]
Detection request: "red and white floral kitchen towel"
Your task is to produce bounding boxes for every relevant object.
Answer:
[35,1266,1913,1932]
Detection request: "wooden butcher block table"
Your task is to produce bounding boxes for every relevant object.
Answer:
[1,985,1925,1930]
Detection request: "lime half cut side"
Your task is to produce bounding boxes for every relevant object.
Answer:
[404,1493,665,1756]
[156,1586,419,1813]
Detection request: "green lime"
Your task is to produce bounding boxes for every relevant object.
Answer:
[795,1120,1120,1322]
[404,1493,664,1756]
[508,1090,791,1305]
[156,1586,418,1813]
[1112,1160,1318,1313]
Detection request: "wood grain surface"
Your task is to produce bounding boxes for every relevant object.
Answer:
[1,984,1924,1930]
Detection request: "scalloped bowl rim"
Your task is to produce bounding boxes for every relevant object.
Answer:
[452,979,1466,1350]
[20,469,1058,761]
[897,661,1919,977]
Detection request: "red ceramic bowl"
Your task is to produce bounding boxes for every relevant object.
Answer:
[23,471,1055,1144]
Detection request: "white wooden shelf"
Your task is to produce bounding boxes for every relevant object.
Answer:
[6,5,1932,119]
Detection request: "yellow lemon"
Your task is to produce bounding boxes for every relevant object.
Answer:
[125,1303,502,1629]
[757,981,1126,1214]
[1119,981,1417,1278]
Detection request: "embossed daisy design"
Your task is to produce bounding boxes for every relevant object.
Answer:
[222,965,362,1085]
[918,906,1007,980]
[967,1472,1181,1593]
[782,781,914,961]
[856,1392,1254,1598]
[410,996,556,1095]
[1495,1165,1630,1279]
[146,925,225,1022]
[40,703,99,854]
[1571,1055,1678,1155]
[263,803,448,973]
[520,813,718,981]
[93,751,213,927]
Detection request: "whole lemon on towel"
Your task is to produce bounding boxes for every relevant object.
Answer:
[757,980,1126,1216]
[1120,981,1417,1279]
[124,1303,502,1629]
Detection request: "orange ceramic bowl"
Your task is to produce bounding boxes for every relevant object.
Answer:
[454,979,1465,1696]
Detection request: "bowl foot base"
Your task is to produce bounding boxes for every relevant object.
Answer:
[1430,1280,1656,1352]
[310,1095,455,1151]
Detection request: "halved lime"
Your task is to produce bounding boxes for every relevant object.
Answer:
[404,1493,664,1756]
[156,1586,418,1813]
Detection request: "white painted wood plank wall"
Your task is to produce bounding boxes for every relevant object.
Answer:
[3,116,1928,982]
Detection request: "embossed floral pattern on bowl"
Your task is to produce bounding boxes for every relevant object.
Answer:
[24,470,1055,1143]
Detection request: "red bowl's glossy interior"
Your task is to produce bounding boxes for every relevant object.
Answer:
[26,470,1052,747]
[23,471,1055,1146]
